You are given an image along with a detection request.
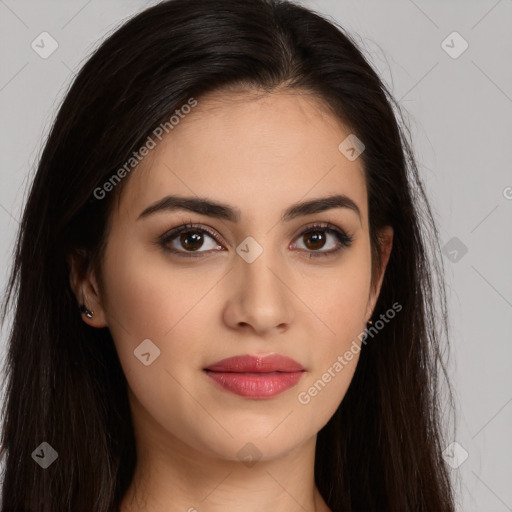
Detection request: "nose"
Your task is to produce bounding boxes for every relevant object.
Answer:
[221,244,295,337]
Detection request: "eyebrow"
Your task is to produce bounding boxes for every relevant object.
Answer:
[137,193,362,223]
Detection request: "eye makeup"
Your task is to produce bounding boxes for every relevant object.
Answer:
[155,220,354,259]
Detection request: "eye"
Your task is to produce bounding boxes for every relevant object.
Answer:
[291,222,354,258]
[157,221,353,258]
[158,221,224,257]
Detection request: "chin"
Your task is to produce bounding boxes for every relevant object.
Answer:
[188,423,310,463]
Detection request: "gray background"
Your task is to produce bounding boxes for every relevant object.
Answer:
[0,0,511,510]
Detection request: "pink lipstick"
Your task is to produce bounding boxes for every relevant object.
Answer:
[204,354,305,399]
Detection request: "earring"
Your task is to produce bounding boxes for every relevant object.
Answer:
[367,319,373,326]
[79,303,94,319]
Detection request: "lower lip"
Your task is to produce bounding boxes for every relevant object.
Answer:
[204,371,304,399]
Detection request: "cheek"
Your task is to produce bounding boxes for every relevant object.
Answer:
[99,245,226,451]
[293,246,372,424]
[99,238,220,400]
[101,238,222,340]
[303,241,372,343]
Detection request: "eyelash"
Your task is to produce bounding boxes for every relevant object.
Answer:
[157,220,354,259]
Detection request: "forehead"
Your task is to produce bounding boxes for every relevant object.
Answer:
[116,89,368,225]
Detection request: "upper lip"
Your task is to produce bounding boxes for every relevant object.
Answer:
[204,354,305,373]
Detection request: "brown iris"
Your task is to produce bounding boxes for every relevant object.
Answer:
[303,230,326,250]
[180,231,204,251]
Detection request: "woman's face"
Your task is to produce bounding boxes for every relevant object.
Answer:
[81,89,392,463]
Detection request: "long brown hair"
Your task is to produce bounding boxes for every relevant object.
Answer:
[1,0,455,510]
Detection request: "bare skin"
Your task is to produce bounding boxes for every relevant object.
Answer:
[69,87,393,512]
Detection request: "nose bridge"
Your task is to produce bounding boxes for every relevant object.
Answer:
[237,234,284,301]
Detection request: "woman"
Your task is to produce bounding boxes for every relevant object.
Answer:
[0,0,455,510]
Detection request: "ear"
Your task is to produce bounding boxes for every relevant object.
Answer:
[67,251,108,328]
[365,225,393,322]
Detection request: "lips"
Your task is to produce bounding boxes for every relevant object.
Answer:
[203,354,305,399]
[205,354,305,373]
